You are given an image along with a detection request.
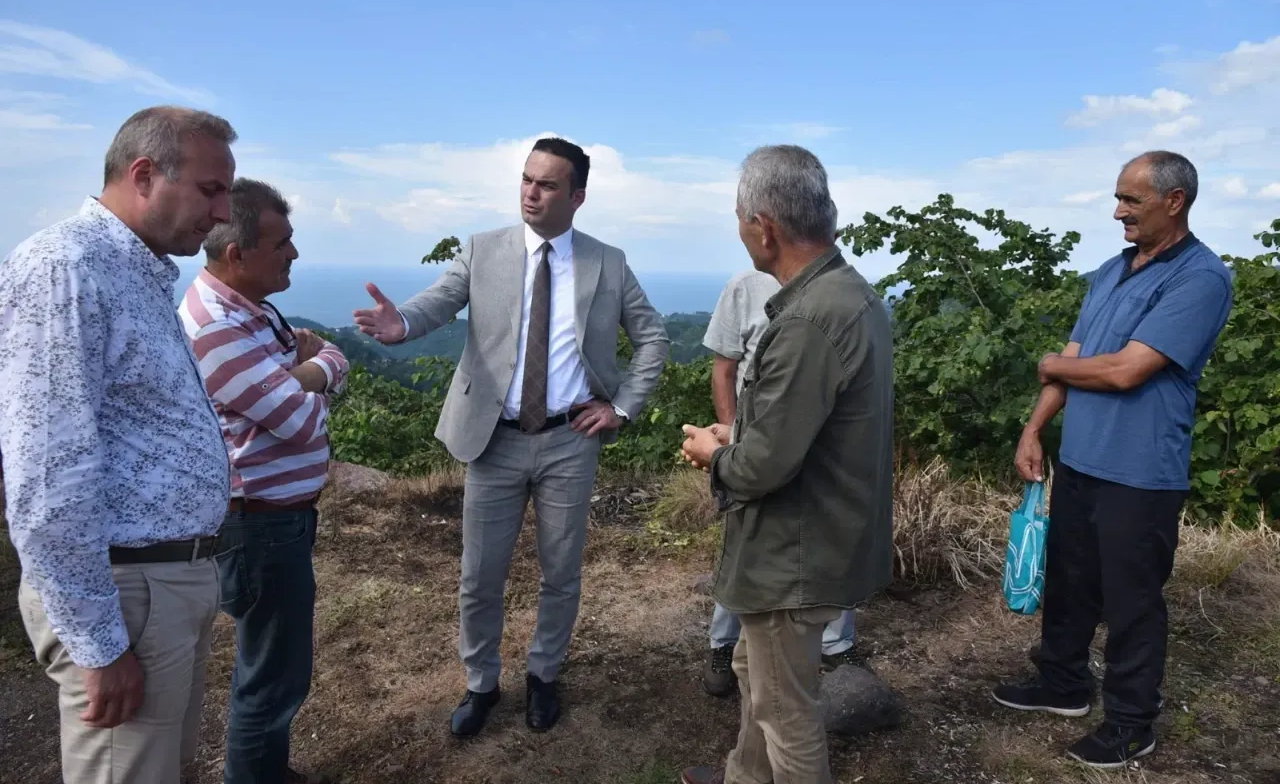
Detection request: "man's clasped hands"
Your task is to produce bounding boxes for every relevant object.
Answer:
[679,423,732,472]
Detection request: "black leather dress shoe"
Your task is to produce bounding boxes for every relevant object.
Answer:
[450,688,500,738]
[526,674,560,732]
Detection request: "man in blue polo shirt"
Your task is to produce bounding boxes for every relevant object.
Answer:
[992,150,1233,769]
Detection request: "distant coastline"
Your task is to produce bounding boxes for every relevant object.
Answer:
[174,261,729,330]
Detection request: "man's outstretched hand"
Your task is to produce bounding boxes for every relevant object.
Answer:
[353,283,406,344]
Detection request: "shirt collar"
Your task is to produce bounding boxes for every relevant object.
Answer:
[1120,231,1199,269]
[524,223,573,260]
[764,246,845,319]
[80,196,181,288]
[196,268,267,318]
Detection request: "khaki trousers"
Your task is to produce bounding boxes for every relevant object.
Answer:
[19,559,220,784]
[725,606,842,784]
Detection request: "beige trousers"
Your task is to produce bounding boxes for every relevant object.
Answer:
[19,559,220,784]
[725,606,842,784]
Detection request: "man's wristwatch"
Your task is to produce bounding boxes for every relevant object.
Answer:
[613,405,629,423]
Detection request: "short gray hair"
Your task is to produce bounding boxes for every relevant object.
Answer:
[103,106,237,185]
[203,178,291,260]
[1127,150,1198,211]
[736,145,839,244]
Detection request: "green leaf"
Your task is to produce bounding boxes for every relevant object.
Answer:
[1198,470,1222,488]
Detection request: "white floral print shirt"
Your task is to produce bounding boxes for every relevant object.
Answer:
[0,197,230,669]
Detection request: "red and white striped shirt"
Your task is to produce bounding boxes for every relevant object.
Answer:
[179,270,348,504]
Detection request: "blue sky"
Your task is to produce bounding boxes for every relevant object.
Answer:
[1,0,1278,290]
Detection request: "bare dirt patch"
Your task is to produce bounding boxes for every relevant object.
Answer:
[2,472,1279,784]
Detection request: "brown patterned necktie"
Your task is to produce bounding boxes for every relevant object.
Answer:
[519,241,552,433]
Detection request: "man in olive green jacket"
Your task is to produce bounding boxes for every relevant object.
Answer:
[679,145,895,784]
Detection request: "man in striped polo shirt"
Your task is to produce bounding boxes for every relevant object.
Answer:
[179,179,347,784]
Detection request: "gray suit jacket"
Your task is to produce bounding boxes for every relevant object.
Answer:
[399,225,670,463]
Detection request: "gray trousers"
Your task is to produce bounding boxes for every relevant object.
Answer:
[458,422,602,692]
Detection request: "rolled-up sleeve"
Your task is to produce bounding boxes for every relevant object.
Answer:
[190,320,335,447]
[710,316,844,509]
[0,259,126,669]
[309,341,349,396]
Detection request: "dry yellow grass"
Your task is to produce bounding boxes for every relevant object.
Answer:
[648,457,1280,596]
[4,466,1279,784]
[890,457,1015,588]
[645,457,1024,588]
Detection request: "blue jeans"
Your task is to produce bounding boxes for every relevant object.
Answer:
[710,602,855,656]
[214,508,318,784]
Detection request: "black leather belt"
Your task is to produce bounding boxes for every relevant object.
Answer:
[108,536,218,565]
[498,412,570,433]
[229,496,317,514]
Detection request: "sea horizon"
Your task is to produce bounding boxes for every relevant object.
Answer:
[174,262,737,329]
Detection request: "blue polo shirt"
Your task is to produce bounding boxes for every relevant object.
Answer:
[1059,233,1233,491]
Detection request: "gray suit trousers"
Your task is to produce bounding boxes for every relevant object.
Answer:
[458,422,602,692]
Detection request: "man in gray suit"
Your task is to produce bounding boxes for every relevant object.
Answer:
[353,137,670,738]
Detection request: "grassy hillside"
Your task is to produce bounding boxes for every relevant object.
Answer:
[3,466,1277,783]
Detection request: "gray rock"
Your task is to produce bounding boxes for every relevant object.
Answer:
[690,573,714,595]
[820,664,902,736]
[328,461,391,493]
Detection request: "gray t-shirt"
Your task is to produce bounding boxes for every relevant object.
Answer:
[703,269,781,395]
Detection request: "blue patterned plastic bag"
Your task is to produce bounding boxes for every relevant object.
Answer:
[1003,481,1049,615]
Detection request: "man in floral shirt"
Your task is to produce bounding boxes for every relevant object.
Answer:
[0,106,236,783]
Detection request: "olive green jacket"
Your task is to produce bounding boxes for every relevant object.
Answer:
[709,249,895,614]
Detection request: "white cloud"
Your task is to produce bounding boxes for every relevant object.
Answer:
[1062,189,1110,205]
[0,88,64,105]
[1217,176,1249,198]
[1258,183,1280,200]
[1067,88,1193,127]
[1211,35,1280,94]
[0,88,95,169]
[331,197,351,225]
[0,108,89,130]
[1150,114,1201,138]
[0,87,89,132]
[334,135,742,238]
[0,20,211,104]
[315,39,1279,276]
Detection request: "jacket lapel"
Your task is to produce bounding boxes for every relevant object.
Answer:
[572,231,602,351]
[503,226,527,344]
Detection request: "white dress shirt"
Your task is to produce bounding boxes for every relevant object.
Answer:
[502,225,592,419]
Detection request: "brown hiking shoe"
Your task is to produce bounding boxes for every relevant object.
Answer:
[701,644,737,697]
[681,767,726,784]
